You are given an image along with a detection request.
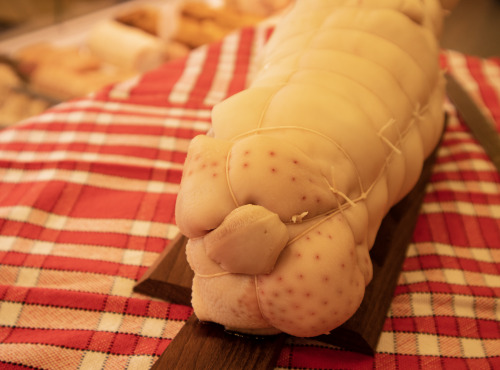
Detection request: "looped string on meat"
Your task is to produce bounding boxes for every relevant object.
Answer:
[226,124,364,199]
[377,118,402,154]
[177,0,451,337]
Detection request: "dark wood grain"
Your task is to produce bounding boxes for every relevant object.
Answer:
[134,232,193,306]
[152,315,286,370]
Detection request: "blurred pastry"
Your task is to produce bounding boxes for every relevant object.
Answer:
[173,1,263,49]
[29,64,132,101]
[87,20,167,73]
[165,41,191,60]
[116,6,159,35]
[181,1,219,20]
[0,63,22,88]
[15,43,101,76]
[225,0,293,17]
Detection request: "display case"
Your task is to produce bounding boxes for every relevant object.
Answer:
[0,0,178,128]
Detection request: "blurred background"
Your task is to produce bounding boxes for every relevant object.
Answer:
[0,0,271,127]
[441,0,500,58]
[0,0,125,40]
[0,0,498,128]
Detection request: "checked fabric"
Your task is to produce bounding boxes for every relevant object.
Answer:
[0,23,499,369]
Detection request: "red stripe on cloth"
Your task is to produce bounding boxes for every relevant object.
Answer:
[436,150,492,165]
[0,285,29,302]
[0,221,169,254]
[386,317,499,339]
[14,103,211,130]
[264,26,274,43]
[87,163,178,183]
[108,332,141,355]
[125,298,150,317]
[68,186,162,219]
[98,144,186,164]
[404,255,499,275]
[24,288,107,311]
[155,338,171,357]
[0,363,33,369]
[188,42,224,106]
[0,251,147,279]
[1,141,101,157]
[441,135,477,147]
[374,353,399,369]
[10,121,202,142]
[413,213,500,248]
[99,333,170,356]
[276,344,374,369]
[430,171,500,187]
[86,331,118,353]
[134,336,168,356]
[0,161,181,183]
[0,285,191,322]
[0,142,189,167]
[158,148,189,165]
[425,189,500,206]
[0,219,124,247]
[101,295,128,315]
[0,285,104,312]
[394,282,500,298]
[465,357,500,370]
[0,251,31,267]
[94,58,190,107]
[0,182,59,209]
[225,27,255,98]
[1,327,93,350]
[41,255,147,279]
[3,180,78,217]
[435,145,493,166]
[163,302,192,321]
[19,330,166,356]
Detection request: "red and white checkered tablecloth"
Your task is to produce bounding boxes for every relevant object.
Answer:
[0,23,499,369]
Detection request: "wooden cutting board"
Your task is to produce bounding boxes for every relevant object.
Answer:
[134,119,445,369]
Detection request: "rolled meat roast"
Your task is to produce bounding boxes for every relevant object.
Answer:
[175,0,453,337]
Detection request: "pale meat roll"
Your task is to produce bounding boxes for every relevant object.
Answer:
[175,0,449,337]
[87,20,166,72]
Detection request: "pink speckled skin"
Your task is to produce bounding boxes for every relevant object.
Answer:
[175,0,451,337]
